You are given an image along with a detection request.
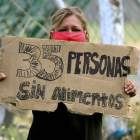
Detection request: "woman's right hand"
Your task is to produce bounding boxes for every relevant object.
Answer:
[0,73,6,81]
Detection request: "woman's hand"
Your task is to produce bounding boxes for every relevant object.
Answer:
[0,73,6,81]
[125,80,137,98]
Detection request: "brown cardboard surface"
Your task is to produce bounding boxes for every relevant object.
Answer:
[0,35,139,118]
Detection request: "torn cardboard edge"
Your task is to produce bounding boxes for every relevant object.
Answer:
[0,35,139,119]
[0,97,133,118]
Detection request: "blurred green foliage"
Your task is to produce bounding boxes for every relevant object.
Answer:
[0,124,28,140]
[0,0,139,47]
[0,0,90,47]
[127,102,140,140]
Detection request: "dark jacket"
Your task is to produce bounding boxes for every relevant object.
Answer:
[27,103,102,140]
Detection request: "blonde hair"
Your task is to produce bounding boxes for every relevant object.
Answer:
[49,7,90,42]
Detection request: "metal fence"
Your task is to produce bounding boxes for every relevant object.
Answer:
[0,0,140,47]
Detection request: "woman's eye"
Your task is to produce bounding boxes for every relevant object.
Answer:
[73,29,81,32]
[59,29,67,32]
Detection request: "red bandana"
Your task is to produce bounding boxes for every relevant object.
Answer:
[52,31,86,42]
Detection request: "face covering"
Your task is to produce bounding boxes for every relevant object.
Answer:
[52,31,86,42]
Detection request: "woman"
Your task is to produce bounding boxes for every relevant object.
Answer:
[0,7,136,140]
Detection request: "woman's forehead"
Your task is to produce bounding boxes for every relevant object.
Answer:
[58,15,83,28]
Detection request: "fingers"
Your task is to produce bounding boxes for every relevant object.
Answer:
[129,87,137,97]
[125,80,137,98]
[125,80,131,88]
[0,73,6,81]
[125,82,134,93]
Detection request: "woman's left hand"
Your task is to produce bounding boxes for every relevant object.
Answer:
[125,80,137,98]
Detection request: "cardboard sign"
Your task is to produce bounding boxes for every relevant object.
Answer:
[0,35,139,118]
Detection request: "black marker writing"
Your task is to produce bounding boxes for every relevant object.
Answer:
[67,51,131,77]
[17,42,64,81]
[51,87,124,110]
[16,80,46,100]
[17,42,42,78]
